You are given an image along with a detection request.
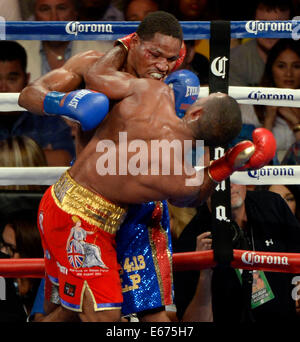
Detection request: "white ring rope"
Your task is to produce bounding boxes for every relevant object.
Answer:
[199,86,300,108]
[0,166,299,186]
[0,93,24,111]
[0,167,68,185]
[1,87,300,112]
[0,91,300,187]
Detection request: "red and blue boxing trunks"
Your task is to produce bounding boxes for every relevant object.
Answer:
[38,171,174,314]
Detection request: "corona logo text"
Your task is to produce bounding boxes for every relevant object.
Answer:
[241,251,289,266]
[66,21,113,36]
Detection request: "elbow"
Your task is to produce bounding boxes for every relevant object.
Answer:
[18,87,27,107]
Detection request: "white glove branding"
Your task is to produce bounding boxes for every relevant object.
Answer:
[67,90,92,109]
[185,86,200,97]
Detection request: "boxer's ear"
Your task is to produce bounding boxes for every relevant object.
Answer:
[186,105,204,121]
[130,33,139,46]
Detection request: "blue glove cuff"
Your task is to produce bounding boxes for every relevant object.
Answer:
[43,91,65,115]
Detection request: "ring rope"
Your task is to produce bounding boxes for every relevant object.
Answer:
[173,250,300,273]
[1,249,300,278]
[1,87,300,113]
[0,166,299,186]
[2,20,299,40]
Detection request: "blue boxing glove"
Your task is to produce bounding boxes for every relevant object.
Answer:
[164,69,200,118]
[43,89,109,131]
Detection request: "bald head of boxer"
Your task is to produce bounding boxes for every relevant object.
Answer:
[184,92,242,147]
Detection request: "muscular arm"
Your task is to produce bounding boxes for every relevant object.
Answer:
[160,147,216,207]
[85,45,135,100]
[166,168,216,208]
[18,50,102,115]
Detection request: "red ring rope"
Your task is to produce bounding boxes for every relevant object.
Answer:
[1,250,300,278]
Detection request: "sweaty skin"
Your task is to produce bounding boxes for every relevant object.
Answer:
[18,33,182,155]
[19,44,217,207]
[67,47,217,207]
[18,32,186,322]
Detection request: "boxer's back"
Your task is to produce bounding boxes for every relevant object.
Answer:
[70,78,190,205]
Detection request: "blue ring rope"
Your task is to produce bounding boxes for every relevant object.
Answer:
[1,20,300,40]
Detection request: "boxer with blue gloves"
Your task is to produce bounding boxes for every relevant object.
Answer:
[164,69,200,118]
[43,89,109,131]
[44,71,200,133]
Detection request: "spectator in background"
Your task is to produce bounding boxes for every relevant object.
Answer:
[165,0,214,21]
[78,0,124,21]
[261,184,300,223]
[255,39,300,162]
[0,209,44,317]
[178,40,209,85]
[0,0,22,20]
[229,0,293,87]
[230,38,300,165]
[0,250,27,321]
[0,136,48,191]
[168,202,197,242]
[281,129,300,165]
[293,0,300,14]
[263,183,300,314]
[0,41,75,166]
[123,0,160,21]
[164,0,218,60]
[18,0,113,81]
[174,183,300,322]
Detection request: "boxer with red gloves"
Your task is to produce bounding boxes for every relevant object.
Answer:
[209,128,276,183]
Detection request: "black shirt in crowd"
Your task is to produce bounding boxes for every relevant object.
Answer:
[173,190,300,323]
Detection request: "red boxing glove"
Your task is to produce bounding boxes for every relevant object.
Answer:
[208,128,276,183]
[114,33,135,52]
[172,41,186,71]
[242,128,276,170]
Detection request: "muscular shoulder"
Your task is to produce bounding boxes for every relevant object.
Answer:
[64,50,103,74]
[133,78,171,94]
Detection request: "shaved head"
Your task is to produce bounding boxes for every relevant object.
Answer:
[186,93,242,146]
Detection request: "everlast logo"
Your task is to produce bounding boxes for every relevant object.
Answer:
[248,167,295,180]
[241,251,289,266]
[66,21,113,36]
[67,89,91,109]
[185,86,200,97]
[248,90,294,102]
[245,20,292,35]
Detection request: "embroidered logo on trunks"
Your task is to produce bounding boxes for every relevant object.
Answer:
[66,216,108,270]
[64,282,76,297]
